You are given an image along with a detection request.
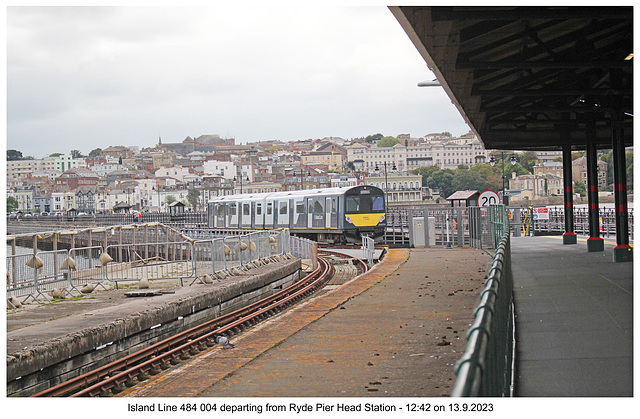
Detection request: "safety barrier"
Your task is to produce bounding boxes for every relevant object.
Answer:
[452,231,514,397]
[289,235,317,271]
[7,228,309,304]
[361,236,375,267]
[104,241,196,286]
[489,205,509,248]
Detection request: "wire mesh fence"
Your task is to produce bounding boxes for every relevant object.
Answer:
[7,227,307,304]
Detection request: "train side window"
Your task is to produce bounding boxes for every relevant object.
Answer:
[243,203,250,216]
[296,201,305,214]
[256,203,262,216]
[279,201,288,214]
[312,199,324,213]
[266,202,273,215]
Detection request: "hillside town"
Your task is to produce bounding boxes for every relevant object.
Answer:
[6,131,621,216]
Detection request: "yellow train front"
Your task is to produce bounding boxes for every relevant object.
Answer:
[207,185,386,244]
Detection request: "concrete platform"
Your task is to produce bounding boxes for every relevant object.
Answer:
[511,236,633,396]
[124,247,493,397]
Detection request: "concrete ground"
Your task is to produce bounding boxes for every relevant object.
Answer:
[511,235,633,397]
[124,246,492,397]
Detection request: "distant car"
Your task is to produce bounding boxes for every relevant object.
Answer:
[40,212,49,216]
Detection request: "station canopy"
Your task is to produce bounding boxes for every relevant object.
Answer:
[391,6,633,151]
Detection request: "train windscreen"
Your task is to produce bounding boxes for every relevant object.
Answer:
[345,190,384,213]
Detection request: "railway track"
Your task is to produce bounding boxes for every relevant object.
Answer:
[32,251,366,397]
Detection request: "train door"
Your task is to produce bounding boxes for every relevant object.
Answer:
[228,202,238,228]
[277,200,288,228]
[215,203,226,228]
[254,201,262,229]
[308,197,326,228]
[265,200,274,229]
[241,201,251,228]
[293,198,306,228]
[326,196,338,229]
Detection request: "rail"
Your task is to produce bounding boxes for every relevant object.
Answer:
[32,255,334,397]
[451,230,514,397]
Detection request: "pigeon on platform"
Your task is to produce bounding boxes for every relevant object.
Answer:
[216,335,235,349]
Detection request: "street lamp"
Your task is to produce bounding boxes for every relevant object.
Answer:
[296,168,311,190]
[375,161,397,206]
[234,174,249,194]
[489,152,518,205]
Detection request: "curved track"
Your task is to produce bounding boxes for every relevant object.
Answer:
[33,252,365,397]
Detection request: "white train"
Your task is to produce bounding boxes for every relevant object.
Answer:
[207,185,386,243]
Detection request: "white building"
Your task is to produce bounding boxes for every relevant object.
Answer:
[347,135,487,172]
[203,160,235,179]
[51,191,77,213]
[155,166,190,182]
[6,158,56,180]
[91,163,126,177]
[330,175,358,188]
[48,154,85,172]
[364,173,423,204]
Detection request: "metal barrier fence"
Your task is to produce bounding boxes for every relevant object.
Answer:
[389,206,506,250]
[361,236,375,267]
[104,241,196,286]
[468,207,497,249]
[289,235,317,271]
[452,230,514,397]
[7,228,308,304]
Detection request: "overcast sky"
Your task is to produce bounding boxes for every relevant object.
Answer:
[6,5,470,159]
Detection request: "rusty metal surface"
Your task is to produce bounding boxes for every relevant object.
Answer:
[125,247,491,397]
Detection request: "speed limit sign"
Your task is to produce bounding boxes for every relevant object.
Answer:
[478,190,501,206]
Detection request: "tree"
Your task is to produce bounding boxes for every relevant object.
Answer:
[573,181,587,196]
[346,161,355,171]
[413,165,440,186]
[88,148,102,157]
[517,151,539,174]
[7,196,18,212]
[49,152,63,157]
[187,188,200,209]
[452,170,489,193]
[165,195,177,205]
[442,131,452,138]
[377,136,400,147]
[365,133,383,143]
[426,168,456,198]
[70,149,84,159]
[7,150,23,161]
[118,156,123,164]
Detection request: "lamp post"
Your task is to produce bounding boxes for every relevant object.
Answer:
[489,152,518,205]
[375,161,396,207]
[296,168,311,190]
[234,174,249,194]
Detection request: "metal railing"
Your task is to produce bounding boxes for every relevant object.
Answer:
[7,228,309,304]
[452,230,514,397]
[289,235,317,271]
[361,236,375,267]
[104,241,196,286]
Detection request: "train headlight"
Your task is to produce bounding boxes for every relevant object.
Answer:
[378,214,386,223]
[345,215,353,224]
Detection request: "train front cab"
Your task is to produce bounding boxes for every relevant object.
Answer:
[343,185,386,243]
